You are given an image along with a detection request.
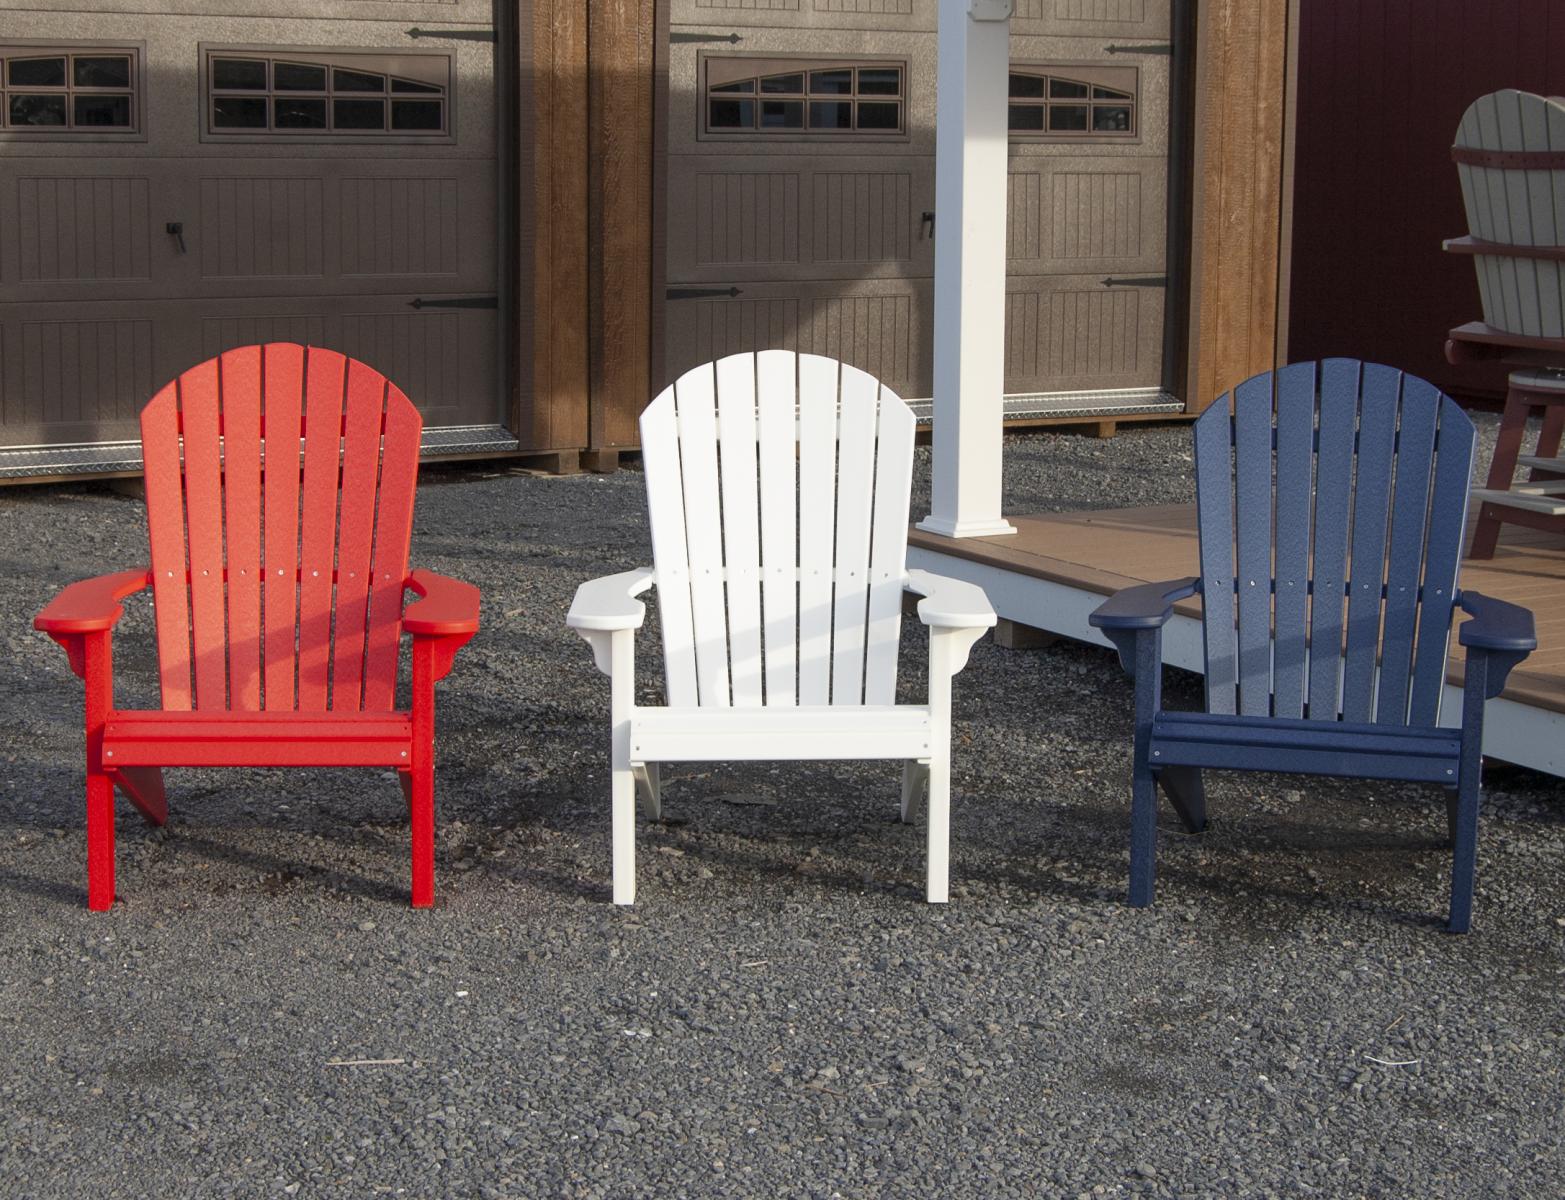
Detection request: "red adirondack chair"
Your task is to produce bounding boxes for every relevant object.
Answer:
[34,343,480,911]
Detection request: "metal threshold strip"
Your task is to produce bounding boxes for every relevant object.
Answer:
[907,388,1185,424]
[0,425,520,480]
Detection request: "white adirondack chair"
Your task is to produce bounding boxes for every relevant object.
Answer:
[567,351,996,905]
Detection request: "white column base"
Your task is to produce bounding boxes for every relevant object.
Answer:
[915,514,1017,539]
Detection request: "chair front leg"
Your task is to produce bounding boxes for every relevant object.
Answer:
[66,630,117,912]
[609,629,637,906]
[1121,627,1164,909]
[1448,650,1492,934]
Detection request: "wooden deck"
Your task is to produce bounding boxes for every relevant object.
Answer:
[909,505,1565,777]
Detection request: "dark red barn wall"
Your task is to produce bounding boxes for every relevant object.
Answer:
[1287,0,1565,401]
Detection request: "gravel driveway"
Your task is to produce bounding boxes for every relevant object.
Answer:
[1,417,1562,1199]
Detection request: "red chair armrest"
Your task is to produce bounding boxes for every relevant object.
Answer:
[34,569,153,635]
[402,569,481,637]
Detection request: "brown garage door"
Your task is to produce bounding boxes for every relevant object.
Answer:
[0,0,504,459]
[663,0,1179,413]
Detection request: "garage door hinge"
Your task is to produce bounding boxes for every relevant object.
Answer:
[667,287,742,300]
[409,295,499,309]
[406,27,497,42]
[670,32,743,44]
[1104,43,1172,54]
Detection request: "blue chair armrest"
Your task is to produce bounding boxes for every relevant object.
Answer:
[1089,577,1200,631]
[1457,591,1537,654]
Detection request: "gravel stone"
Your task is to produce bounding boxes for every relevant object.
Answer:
[0,414,1560,1198]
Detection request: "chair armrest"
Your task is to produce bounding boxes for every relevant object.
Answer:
[402,569,481,637]
[568,568,655,633]
[905,569,996,631]
[1089,577,1199,631]
[34,569,153,635]
[1457,591,1537,654]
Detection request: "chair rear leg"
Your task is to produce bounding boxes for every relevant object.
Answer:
[1448,778,1481,934]
[1128,759,1157,908]
[1158,765,1206,833]
[114,767,168,827]
[925,753,950,903]
[900,759,928,824]
[86,768,115,912]
[632,762,662,821]
[407,760,435,909]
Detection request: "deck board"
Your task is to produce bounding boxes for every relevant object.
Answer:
[910,504,1565,715]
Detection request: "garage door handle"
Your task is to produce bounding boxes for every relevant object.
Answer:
[667,287,742,300]
[1104,43,1172,54]
[409,295,499,309]
[1101,275,1167,288]
[921,211,935,239]
[165,222,187,254]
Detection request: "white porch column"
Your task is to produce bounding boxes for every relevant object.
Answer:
[917,0,1016,539]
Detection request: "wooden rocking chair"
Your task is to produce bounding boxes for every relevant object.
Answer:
[1090,361,1536,932]
[567,351,995,904]
[34,344,480,910]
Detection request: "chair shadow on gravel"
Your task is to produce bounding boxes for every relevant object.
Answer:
[150,829,412,905]
[0,864,87,907]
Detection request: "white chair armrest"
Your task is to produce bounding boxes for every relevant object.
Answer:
[567,567,655,632]
[568,568,655,676]
[905,569,996,631]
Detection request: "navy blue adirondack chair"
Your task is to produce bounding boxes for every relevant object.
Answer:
[1089,360,1537,932]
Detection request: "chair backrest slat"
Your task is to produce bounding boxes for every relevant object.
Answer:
[1375,377,1439,723]
[296,351,346,712]
[139,343,421,714]
[830,366,880,705]
[641,351,916,710]
[1271,361,1317,719]
[221,347,264,711]
[329,359,391,712]
[1306,359,1358,718]
[1194,405,1238,715]
[1409,400,1476,724]
[641,394,700,707]
[1233,372,1274,717]
[757,350,799,707]
[362,394,422,711]
[142,385,194,711]
[796,354,839,706]
[863,391,915,706]
[1194,359,1476,728]
[672,362,733,707]
[716,354,764,707]
[1341,364,1400,721]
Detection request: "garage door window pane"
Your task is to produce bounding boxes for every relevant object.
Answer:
[809,100,852,130]
[334,98,385,129]
[1008,105,1044,132]
[761,100,803,129]
[74,56,130,88]
[390,100,442,131]
[9,57,66,87]
[809,70,852,95]
[858,67,900,95]
[1008,73,1045,99]
[1047,105,1088,131]
[213,58,267,90]
[11,94,68,125]
[333,68,385,94]
[1092,105,1132,132]
[274,62,327,91]
[856,102,899,130]
[709,98,753,129]
[1048,79,1088,99]
[760,73,803,94]
[214,96,267,127]
[710,80,754,94]
[391,77,441,94]
[74,94,130,127]
[275,97,327,129]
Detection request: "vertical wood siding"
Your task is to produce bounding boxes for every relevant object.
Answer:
[1288,0,1565,400]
